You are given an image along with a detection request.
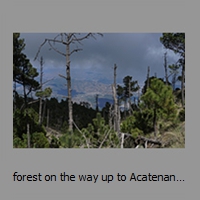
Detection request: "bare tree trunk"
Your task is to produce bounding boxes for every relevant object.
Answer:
[39,96,43,125]
[39,57,44,125]
[66,39,73,133]
[128,79,131,115]
[118,105,121,129]
[109,104,112,127]
[153,108,157,137]
[27,123,30,148]
[164,52,168,85]
[42,98,46,124]
[34,33,103,135]
[121,133,124,148]
[113,64,120,135]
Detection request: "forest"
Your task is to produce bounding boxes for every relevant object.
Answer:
[13,33,185,148]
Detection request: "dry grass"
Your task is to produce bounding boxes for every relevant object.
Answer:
[160,122,185,148]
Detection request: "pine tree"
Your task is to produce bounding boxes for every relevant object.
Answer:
[140,78,177,137]
[13,33,39,110]
[117,75,139,117]
[160,33,185,107]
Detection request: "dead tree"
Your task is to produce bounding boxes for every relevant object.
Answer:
[121,133,162,148]
[164,52,169,85]
[34,33,103,133]
[112,64,120,136]
[35,57,54,125]
[38,57,44,125]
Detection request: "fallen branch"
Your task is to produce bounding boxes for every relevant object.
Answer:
[120,132,162,148]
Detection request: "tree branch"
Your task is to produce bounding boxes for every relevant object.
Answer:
[48,40,66,56]
[121,133,125,148]
[34,37,67,60]
[58,73,67,79]
[72,121,90,148]
[28,99,40,105]
[70,48,83,56]
[99,127,113,148]
[34,39,48,61]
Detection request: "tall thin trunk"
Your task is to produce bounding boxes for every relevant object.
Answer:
[39,57,44,125]
[27,123,30,148]
[128,78,132,115]
[39,98,43,125]
[109,104,112,127]
[66,38,73,133]
[164,52,168,85]
[153,108,157,137]
[113,64,120,136]
[42,98,46,124]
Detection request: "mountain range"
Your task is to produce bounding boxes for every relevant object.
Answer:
[42,77,114,109]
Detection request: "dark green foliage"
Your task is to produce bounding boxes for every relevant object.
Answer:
[178,109,185,122]
[13,33,44,148]
[81,113,119,148]
[160,33,185,56]
[49,136,61,148]
[13,134,27,148]
[117,76,139,101]
[73,102,97,129]
[13,33,39,98]
[45,98,97,131]
[139,78,177,135]
[32,132,49,148]
[120,116,144,148]
[134,109,154,134]
[13,108,45,138]
[13,131,49,148]
[35,87,52,98]
[101,102,111,124]
[141,78,177,118]
[120,116,143,139]
[160,33,185,107]
[117,76,140,118]
[59,129,82,148]
[142,76,171,95]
